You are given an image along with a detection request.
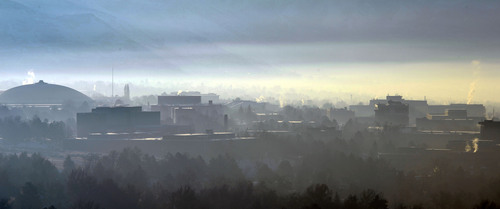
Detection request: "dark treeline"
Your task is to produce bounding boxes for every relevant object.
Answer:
[0,104,83,127]
[1,105,500,209]
[0,116,70,142]
[0,148,393,209]
[0,146,499,209]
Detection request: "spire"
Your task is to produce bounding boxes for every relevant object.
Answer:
[111,67,114,97]
[124,84,130,101]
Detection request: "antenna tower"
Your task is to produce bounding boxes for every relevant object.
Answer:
[112,67,114,98]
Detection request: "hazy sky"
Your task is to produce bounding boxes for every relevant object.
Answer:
[1,0,500,104]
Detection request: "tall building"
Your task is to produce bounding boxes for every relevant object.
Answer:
[416,109,480,131]
[369,95,428,125]
[151,95,226,132]
[328,107,355,126]
[375,100,409,126]
[349,95,427,125]
[428,104,486,118]
[479,120,500,141]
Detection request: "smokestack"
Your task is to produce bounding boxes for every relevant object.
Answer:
[22,70,36,85]
[467,82,476,105]
[467,60,481,104]
[111,67,114,98]
[124,84,130,101]
[473,138,479,153]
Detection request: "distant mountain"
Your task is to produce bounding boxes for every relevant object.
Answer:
[1,0,499,76]
[0,0,142,51]
[3,0,499,49]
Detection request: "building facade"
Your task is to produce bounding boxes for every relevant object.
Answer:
[375,100,409,127]
[77,106,160,137]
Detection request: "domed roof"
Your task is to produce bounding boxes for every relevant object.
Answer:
[0,80,93,105]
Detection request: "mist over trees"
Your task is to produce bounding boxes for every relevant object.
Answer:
[0,101,498,209]
[2,0,500,208]
[0,116,69,142]
[0,147,394,209]
[0,135,499,209]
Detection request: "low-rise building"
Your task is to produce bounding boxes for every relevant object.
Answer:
[77,106,160,137]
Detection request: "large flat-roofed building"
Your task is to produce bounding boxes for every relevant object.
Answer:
[428,104,486,118]
[77,106,160,137]
[417,104,486,131]
[158,96,201,106]
[416,118,478,131]
[151,95,227,132]
[170,91,221,104]
[173,107,197,125]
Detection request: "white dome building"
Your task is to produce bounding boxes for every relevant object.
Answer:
[0,80,93,106]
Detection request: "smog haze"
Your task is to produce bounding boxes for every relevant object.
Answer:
[2,0,500,104]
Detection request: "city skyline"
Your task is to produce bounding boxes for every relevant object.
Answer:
[1,62,497,106]
[1,1,500,208]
